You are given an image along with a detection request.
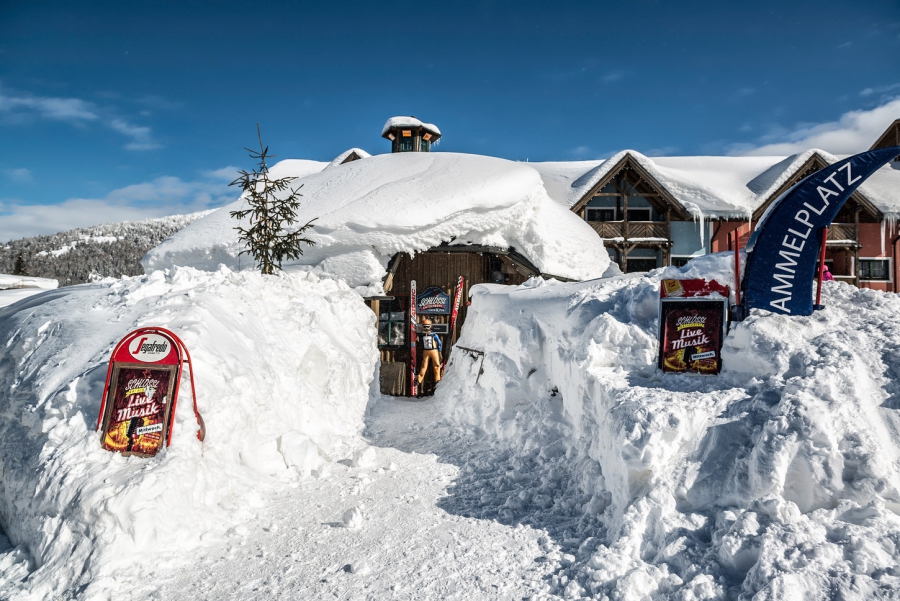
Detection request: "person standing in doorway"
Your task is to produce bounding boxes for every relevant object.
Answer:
[417,317,443,392]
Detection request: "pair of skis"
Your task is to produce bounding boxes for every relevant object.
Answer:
[409,276,464,397]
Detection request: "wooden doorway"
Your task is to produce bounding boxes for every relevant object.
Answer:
[372,249,531,396]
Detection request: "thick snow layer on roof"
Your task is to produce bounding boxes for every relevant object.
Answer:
[532,150,900,218]
[144,153,611,291]
[855,162,900,216]
[268,158,328,178]
[439,253,900,599]
[381,116,441,137]
[533,152,782,217]
[325,148,371,169]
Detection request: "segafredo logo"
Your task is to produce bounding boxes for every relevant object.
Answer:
[128,334,171,362]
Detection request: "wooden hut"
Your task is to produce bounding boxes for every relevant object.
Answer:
[369,245,558,396]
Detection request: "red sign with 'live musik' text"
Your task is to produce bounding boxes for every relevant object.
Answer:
[97,328,205,457]
[658,279,729,375]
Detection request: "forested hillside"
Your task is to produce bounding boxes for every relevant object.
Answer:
[0,211,213,286]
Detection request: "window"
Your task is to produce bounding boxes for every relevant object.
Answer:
[626,258,658,273]
[397,137,415,152]
[419,138,431,152]
[627,208,651,221]
[860,259,890,281]
[671,257,691,268]
[586,208,615,221]
[378,298,407,346]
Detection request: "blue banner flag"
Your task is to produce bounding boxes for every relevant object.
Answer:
[742,146,900,317]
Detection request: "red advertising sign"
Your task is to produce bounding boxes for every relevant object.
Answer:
[660,278,729,299]
[97,327,205,457]
[658,279,729,375]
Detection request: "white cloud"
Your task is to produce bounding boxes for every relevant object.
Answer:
[729,97,900,156]
[4,168,33,183]
[0,169,237,241]
[861,82,900,97]
[109,118,162,151]
[0,88,162,150]
[644,146,679,156]
[0,93,99,122]
[201,166,241,182]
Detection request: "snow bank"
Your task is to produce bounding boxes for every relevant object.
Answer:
[438,256,900,599]
[0,274,58,291]
[144,153,610,291]
[0,267,377,599]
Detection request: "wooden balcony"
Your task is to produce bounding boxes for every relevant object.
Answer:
[586,220,670,243]
[826,223,859,246]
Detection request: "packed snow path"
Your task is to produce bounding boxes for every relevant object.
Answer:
[152,396,572,600]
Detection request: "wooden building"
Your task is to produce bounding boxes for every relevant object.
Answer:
[382,116,442,153]
[369,246,547,396]
[569,154,692,272]
[545,120,900,290]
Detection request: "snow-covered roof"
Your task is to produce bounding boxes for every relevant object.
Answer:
[326,148,371,169]
[144,152,610,294]
[531,150,900,219]
[381,116,441,138]
[267,158,328,178]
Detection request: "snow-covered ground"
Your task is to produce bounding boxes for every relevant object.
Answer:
[2,252,900,599]
[0,274,58,308]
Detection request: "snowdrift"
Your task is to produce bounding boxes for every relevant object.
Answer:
[438,254,900,599]
[143,152,610,292]
[0,267,376,599]
[0,274,58,309]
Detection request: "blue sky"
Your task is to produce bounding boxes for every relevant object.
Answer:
[1,0,899,241]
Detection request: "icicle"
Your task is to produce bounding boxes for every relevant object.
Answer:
[683,201,705,250]
[882,219,886,256]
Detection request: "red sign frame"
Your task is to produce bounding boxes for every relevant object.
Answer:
[658,279,729,375]
[96,327,205,457]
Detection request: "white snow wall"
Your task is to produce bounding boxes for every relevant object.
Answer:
[0,267,377,600]
[438,262,900,600]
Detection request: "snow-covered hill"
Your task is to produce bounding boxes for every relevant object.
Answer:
[0,212,212,287]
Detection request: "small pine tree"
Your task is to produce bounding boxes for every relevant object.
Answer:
[12,252,27,276]
[230,125,316,275]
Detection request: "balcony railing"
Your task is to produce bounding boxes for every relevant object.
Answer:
[586,220,670,241]
[827,223,858,245]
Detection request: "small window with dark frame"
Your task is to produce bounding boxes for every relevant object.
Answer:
[626,258,658,273]
[860,259,890,281]
[586,208,615,222]
[627,208,652,221]
[670,257,691,268]
[378,297,407,346]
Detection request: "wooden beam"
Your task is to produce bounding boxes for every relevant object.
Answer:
[382,253,403,293]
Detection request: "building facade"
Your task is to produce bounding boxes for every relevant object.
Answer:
[554,119,900,292]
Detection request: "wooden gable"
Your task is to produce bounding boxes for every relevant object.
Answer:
[570,154,692,221]
[869,119,900,151]
[751,152,882,223]
[340,150,363,165]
